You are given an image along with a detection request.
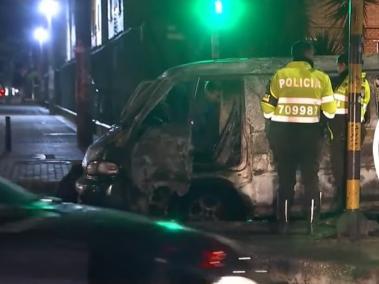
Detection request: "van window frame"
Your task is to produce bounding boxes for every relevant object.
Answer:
[190,75,247,171]
[129,78,200,140]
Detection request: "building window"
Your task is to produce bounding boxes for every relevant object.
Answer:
[66,0,76,61]
[91,0,102,47]
[108,0,124,39]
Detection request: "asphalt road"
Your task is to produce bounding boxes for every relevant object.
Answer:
[1,105,379,283]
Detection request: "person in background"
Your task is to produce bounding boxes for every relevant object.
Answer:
[329,54,371,213]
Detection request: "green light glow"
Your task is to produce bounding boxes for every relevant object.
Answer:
[26,200,55,211]
[156,220,185,231]
[215,0,223,14]
[193,0,245,31]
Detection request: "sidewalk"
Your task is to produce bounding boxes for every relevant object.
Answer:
[0,105,85,194]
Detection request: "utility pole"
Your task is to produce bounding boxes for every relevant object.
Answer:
[47,18,55,114]
[75,0,93,149]
[338,0,367,239]
[346,0,363,214]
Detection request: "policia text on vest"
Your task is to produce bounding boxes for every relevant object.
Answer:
[261,55,337,233]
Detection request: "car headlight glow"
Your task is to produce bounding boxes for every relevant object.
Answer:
[213,276,257,284]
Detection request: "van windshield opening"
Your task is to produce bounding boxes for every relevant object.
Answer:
[192,79,243,168]
[120,80,158,125]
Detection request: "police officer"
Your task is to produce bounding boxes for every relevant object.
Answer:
[261,41,336,233]
[330,54,371,212]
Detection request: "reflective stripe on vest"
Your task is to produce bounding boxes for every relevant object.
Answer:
[271,115,319,123]
[334,92,348,115]
[273,96,320,123]
[277,97,321,105]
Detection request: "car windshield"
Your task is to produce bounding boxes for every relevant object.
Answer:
[0,177,37,206]
[120,80,158,125]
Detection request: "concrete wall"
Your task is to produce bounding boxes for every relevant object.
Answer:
[242,55,379,215]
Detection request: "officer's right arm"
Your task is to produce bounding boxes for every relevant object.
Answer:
[260,75,279,119]
[361,78,371,122]
[320,74,336,119]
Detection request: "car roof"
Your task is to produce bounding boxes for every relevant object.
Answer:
[160,55,379,80]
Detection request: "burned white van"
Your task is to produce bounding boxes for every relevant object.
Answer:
[75,56,379,221]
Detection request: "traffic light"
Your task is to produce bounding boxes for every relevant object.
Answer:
[215,0,223,14]
[193,0,245,30]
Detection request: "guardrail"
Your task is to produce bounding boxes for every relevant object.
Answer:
[54,105,112,137]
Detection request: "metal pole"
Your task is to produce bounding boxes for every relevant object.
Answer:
[5,116,11,152]
[346,0,363,212]
[75,0,93,149]
[337,0,366,240]
[47,17,55,114]
[211,31,220,59]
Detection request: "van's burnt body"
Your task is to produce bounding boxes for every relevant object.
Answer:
[76,56,379,219]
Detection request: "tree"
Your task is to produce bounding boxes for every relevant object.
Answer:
[313,33,342,55]
[321,0,379,52]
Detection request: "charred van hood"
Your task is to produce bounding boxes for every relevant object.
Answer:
[82,125,122,167]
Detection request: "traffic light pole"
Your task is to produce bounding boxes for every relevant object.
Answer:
[211,31,220,59]
[47,18,55,114]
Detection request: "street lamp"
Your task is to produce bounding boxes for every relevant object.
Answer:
[33,27,49,47]
[38,0,60,114]
[38,0,60,23]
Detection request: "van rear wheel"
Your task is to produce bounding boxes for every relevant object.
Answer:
[178,188,245,222]
[188,193,225,221]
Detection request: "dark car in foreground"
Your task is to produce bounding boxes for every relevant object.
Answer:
[0,177,260,284]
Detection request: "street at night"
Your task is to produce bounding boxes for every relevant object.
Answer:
[2,0,379,283]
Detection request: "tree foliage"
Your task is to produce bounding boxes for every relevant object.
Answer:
[321,0,379,52]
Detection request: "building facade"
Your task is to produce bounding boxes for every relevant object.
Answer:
[54,0,205,124]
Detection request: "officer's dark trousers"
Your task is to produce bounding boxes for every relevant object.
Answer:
[270,122,322,224]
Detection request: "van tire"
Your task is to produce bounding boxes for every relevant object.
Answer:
[175,185,246,222]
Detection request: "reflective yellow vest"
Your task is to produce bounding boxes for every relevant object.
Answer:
[261,61,336,123]
[333,73,371,121]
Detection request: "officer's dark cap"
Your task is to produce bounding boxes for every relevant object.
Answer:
[337,54,348,65]
[205,81,223,93]
[291,40,314,60]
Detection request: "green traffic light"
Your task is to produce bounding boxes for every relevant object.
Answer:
[215,0,223,14]
[193,0,245,31]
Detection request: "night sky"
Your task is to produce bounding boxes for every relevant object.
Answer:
[0,0,42,80]
[0,0,39,41]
